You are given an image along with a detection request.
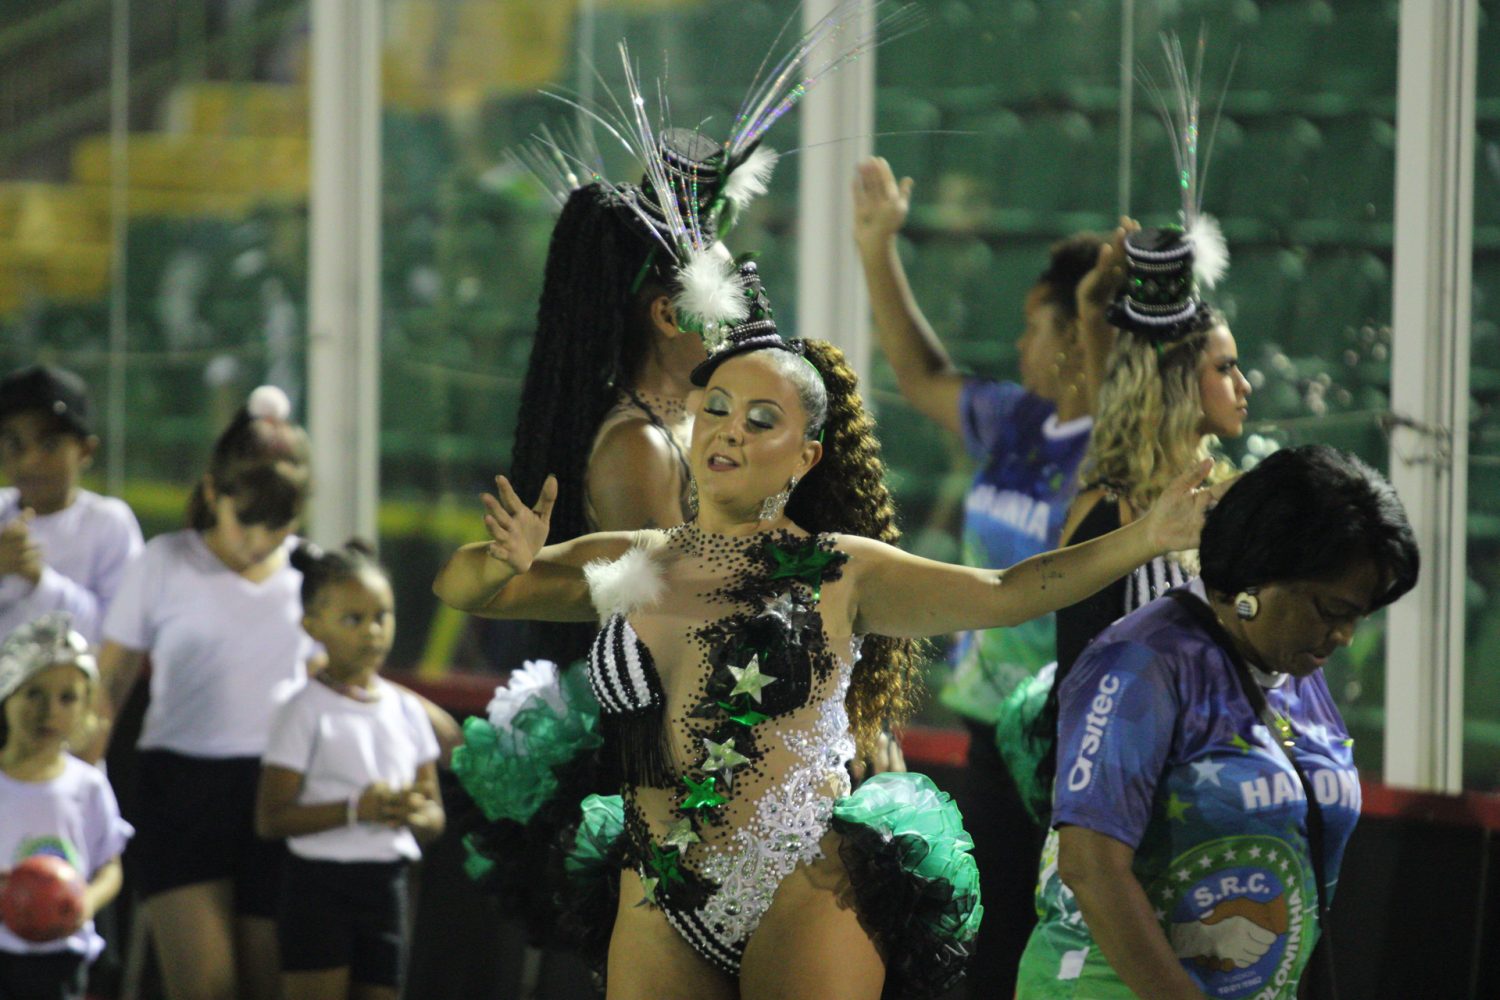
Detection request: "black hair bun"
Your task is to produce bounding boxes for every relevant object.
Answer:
[289,542,325,575]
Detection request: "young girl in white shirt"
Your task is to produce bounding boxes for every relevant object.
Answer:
[98,385,314,1000]
[0,613,132,1000]
[256,540,443,1000]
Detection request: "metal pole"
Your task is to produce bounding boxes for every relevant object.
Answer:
[1117,0,1134,219]
[308,0,382,545]
[796,0,875,389]
[1385,0,1477,792]
[106,0,128,498]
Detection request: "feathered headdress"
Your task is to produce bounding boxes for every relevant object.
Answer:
[1109,30,1235,342]
[513,0,919,349]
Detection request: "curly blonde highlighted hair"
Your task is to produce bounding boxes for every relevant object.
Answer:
[1079,317,1233,512]
[783,340,925,758]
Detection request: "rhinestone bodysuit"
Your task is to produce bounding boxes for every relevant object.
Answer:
[584,521,857,976]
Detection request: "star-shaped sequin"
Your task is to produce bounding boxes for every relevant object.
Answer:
[647,843,684,886]
[663,818,700,852]
[728,656,777,703]
[702,737,750,774]
[681,774,727,810]
[636,875,660,907]
[762,591,798,625]
[719,700,769,727]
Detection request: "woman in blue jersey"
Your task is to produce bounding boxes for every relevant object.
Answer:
[852,156,1123,995]
[1016,444,1418,999]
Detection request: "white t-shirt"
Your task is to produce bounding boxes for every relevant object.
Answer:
[102,530,312,758]
[262,678,440,862]
[0,488,144,644]
[0,755,133,959]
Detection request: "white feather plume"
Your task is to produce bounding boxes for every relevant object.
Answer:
[248,385,291,422]
[672,248,750,329]
[583,536,668,620]
[1187,214,1229,289]
[723,147,779,212]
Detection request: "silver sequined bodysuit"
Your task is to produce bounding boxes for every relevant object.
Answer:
[584,522,858,975]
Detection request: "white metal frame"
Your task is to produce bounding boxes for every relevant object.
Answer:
[1385,0,1478,792]
[307,0,383,545]
[796,0,875,386]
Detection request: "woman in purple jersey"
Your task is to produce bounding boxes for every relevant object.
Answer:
[1017,444,1418,1000]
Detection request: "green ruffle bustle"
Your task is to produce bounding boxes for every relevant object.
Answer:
[559,793,627,966]
[831,771,984,999]
[993,662,1056,824]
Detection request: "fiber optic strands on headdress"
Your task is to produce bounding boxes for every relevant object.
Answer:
[1108,31,1235,343]
[508,121,607,211]
[527,1,919,346]
[1139,29,1235,291]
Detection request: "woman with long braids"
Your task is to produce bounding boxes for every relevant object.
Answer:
[434,263,1220,997]
[506,151,726,670]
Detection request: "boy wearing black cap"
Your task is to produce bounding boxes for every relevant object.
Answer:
[0,365,143,644]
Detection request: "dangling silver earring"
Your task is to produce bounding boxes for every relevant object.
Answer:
[759,475,798,521]
[687,475,699,515]
[1234,588,1261,621]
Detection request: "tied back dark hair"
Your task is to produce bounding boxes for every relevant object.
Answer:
[290,538,387,609]
[1200,444,1419,607]
[1036,231,1106,324]
[187,399,311,531]
[508,184,674,663]
[785,340,924,758]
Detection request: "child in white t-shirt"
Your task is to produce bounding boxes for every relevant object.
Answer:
[0,365,144,644]
[0,613,132,1000]
[256,540,443,1000]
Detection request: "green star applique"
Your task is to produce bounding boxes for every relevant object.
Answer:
[728,657,777,703]
[681,774,727,810]
[718,700,769,727]
[663,818,700,852]
[647,843,684,886]
[1166,792,1193,822]
[765,540,842,596]
[702,737,751,774]
[636,876,660,908]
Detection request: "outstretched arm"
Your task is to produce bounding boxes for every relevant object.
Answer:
[853,157,965,435]
[431,474,631,622]
[848,461,1215,637]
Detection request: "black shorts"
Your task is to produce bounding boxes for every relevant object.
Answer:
[277,855,410,987]
[0,949,86,1000]
[133,750,287,918]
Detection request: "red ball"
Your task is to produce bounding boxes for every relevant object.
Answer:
[0,855,85,943]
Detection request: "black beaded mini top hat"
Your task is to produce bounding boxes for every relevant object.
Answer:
[690,260,787,385]
[1108,31,1233,343]
[514,1,918,349]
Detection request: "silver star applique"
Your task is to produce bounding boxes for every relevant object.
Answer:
[728,656,777,703]
[663,818,701,852]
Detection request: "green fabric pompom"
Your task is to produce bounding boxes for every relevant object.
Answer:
[450,666,603,824]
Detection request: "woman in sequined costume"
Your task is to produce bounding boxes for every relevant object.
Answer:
[435,323,1217,999]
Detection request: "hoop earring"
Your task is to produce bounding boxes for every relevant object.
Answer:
[759,475,798,522]
[1234,588,1261,621]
